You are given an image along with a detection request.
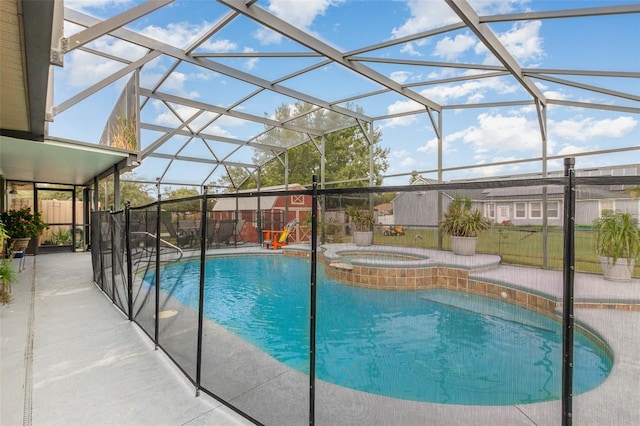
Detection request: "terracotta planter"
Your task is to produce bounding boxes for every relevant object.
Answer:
[451,236,477,256]
[599,256,635,282]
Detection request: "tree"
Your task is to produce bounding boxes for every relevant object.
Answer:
[162,187,200,212]
[98,176,155,210]
[409,171,423,184]
[216,102,388,190]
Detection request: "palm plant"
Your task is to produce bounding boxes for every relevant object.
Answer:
[594,210,640,266]
[346,206,375,232]
[440,195,490,238]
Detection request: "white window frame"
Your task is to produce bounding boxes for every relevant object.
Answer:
[599,200,614,216]
[514,202,527,219]
[485,203,495,219]
[530,201,542,219]
[547,201,560,219]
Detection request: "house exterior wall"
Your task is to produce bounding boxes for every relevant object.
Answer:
[483,199,564,227]
[576,200,600,226]
[575,199,639,226]
[392,191,441,227]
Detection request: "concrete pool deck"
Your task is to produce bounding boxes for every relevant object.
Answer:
[2,250,639,425]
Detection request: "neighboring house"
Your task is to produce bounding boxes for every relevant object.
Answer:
[478,186,564,226]
[392,165,639,227]
[374,203,394,225]
[392,176,444,227]
[211,184,313,242]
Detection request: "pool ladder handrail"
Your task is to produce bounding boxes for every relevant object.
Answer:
[130,231,184,263]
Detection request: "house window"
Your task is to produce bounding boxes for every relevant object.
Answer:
[547,201,560,219]
[291,194,304,205]
[515,202,526,219]
[485,203,495,219]
[530,202,542,219]
[600,200,614,215]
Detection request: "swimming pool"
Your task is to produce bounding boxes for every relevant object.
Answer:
[149,255,612,405]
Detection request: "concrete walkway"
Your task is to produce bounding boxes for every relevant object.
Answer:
[1,252,253,426]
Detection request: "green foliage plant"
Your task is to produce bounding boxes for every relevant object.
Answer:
[346,206,375,232]
[0,257,17,305]
[440,194,490,238]
[0,207,49,239]
[0,218,9,248]
[47,230,72,245]
[594,210,640,266]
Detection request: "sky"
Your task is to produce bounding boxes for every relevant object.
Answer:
[49,0,640,188]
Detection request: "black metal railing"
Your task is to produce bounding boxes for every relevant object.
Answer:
[89,165,638,426]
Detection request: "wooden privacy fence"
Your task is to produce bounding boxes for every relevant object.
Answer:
[11,199,83,243]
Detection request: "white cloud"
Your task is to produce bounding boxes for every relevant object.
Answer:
[243,48,259,70]
[392,149,410,158]
[425,111,546,159]
[434,33,476,61]
[390,71,412,84]
[418,129,466,154]
[65,0,132,13]
[417,136,438,153]
[141,22,213,49]
[391,0,459,38]
[391,0,525,39]
[201,39,238,52]
[550,116,637,142]
[393,2,542,66]
[62,20,216,88]
[474,20,544,65]
[556,144,600,156]
[151,107,238,138]
[255,0,344,45]
[418,77,518,105]
[380,99,424,128]
[199,124,236,139]
[253,27,284,45]
[400,42,421,56]
[541,90,567,101]
[152,102,198,127]
[268,0,342,29]
[401,157,417,167]
[462,112,545,153]
[65,50,128,87]
[390,149,418,168]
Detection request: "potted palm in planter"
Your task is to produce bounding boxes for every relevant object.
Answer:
[593,210,639,282]
[0,207,49,255]
[440,194,490,256]
[346,206,375,247]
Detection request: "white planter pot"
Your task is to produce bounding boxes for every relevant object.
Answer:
[599,256,636,282]
[451,236,477,256]
[353,231,373,247]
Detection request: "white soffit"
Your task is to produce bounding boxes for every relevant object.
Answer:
[0,136,129,185]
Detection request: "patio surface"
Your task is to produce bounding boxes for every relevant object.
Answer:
[1,249,639,425]
[1,252,253,426]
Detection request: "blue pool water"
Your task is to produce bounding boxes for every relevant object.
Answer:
[149,255,612,405]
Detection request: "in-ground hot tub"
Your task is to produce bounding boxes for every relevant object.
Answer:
[320,243,502,291]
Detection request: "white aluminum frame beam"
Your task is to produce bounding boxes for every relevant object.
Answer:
[217,0,443,114]
[445,0,547,106]
[63,0,174,53]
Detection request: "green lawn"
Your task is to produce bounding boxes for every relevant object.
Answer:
[371,227,639,277]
